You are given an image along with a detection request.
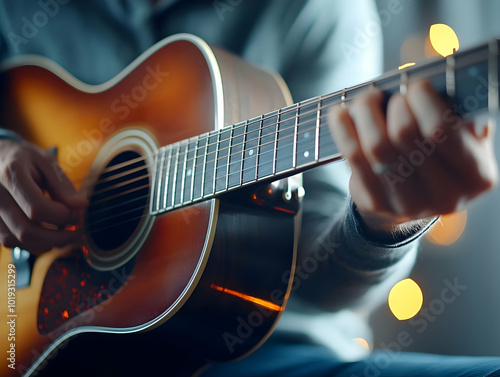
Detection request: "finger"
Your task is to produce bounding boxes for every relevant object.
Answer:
[35,154,88,209]
[6,167,80,227]
[328,104,390,213]
[0,217,18,250]
[407,80,497,196]
[406,80,472,169]
[387,93,463,216]
[0,216,50,254]
[0,186,82,251]
[349,88,400,172]
[352,92,426,217]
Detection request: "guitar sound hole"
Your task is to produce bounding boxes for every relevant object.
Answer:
[86,151,149,251]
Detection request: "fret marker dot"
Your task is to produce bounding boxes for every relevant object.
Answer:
[304,132,310,139]
[249,149,254,156]
[304,151,310,158]
[187,169,192,176]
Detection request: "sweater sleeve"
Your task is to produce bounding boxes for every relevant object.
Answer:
[292,161,435,313]
[241,0,434,313]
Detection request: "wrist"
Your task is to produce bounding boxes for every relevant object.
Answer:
[353,204,436,245]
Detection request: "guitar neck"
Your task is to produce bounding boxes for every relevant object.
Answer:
[150,38,500,215]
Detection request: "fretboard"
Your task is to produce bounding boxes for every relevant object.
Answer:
[151,38,500,215]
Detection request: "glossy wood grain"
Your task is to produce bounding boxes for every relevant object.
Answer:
[0,36,297,376]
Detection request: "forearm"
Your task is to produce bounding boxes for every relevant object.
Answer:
[292,164,434,313]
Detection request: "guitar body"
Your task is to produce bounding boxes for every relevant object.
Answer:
[0,34,299,376]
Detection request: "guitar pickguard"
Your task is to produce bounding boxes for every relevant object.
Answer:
[37,253,135,334]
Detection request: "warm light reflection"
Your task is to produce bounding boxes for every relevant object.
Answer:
[388,278,423,320]
[210,284,282,311]
[398,62,416,70]
[426,210,467,246]
[429,24,459,57]
[424,35,440,58]
[353,337,370,350]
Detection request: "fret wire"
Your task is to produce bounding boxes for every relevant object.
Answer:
[399,71,408,95]
[189,137,198,202]
[200,133,208,197]
[158,147,168,211]
[170,146,180,208]
[273,109,280,175]
[341,90,347,108]
[240,120,248,186]
[180,141,188,203]
[225,125,233,191]
[153,148,161,212]
[162,146,173,211]
[315,100,321,161]
[292,104,298,168]
[151,148,161,213]
[255,115,263,180]
[445,54,456,99]
[192,135,206,201]
[212,130,220,195]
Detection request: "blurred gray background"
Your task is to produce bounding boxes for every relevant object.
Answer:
[371,0,500,357]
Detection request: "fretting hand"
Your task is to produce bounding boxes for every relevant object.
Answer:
[328,80,498,238]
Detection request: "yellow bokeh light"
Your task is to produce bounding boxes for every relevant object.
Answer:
[424,34,440,58]
[388,278,423,320]
[353,337,370,350]
[426,210,467,246]
[429,24,459,57]
[398,62,416,70]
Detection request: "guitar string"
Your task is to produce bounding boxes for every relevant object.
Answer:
[70,54,474,185]
[80,96,479,228]
[72,62,466,227]
[79,100,337,193]
[87,127,305,215]
[83,118,333,227]
[85,118,324,216]
[59,54,490,231]
[85,115,324,198]
[85,113,324,197]
[71,95,341,190]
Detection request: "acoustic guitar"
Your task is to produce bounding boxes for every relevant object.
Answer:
[0,34,498,376]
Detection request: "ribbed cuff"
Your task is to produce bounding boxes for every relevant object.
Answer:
[350,200,438,249]
[330,199,435,272]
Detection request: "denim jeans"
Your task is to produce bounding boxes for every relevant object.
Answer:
[201,335,500,377]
